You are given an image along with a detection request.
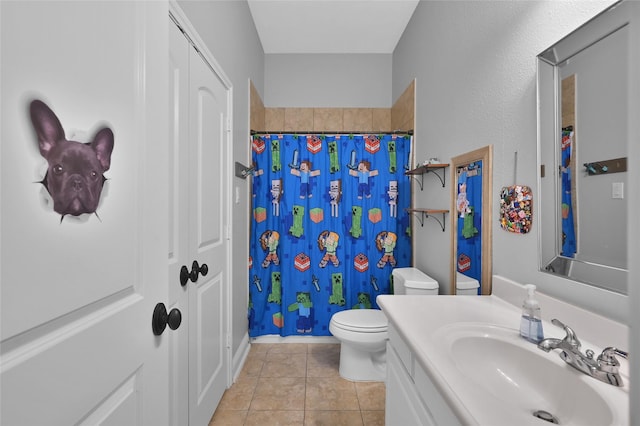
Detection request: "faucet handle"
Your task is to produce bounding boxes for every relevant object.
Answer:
[597,347,628,372]
[551,318,581,348]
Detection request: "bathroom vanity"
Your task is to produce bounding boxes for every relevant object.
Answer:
[378,276,629,426]
[386,322,461,425]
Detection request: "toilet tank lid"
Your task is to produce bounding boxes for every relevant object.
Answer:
[456,272,480,290]
[392,267,438,289]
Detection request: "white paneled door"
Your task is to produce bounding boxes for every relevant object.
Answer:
[1,2,169,425]
[168,16,231,425]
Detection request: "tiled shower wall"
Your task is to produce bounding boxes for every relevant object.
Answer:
[250,80,415,134]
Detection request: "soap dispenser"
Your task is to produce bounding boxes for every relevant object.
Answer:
[520,284,544,343]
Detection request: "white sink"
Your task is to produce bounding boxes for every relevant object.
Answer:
[435,323,616,425]
[377,290,629,426]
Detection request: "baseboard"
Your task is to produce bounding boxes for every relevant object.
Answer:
[231,333,251,383]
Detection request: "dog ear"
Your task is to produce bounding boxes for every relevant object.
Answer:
[92,128,114,172]
[30,100,65,158]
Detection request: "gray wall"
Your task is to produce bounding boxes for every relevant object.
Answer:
[264,54,392,107]
[177,0,264,357]
[392,0,630,323]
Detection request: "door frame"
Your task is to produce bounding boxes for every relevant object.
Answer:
[169,0,234,395]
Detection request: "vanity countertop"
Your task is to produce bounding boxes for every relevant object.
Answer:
[377,275,629,426]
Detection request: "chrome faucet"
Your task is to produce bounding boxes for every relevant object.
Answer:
[537,319,628,387]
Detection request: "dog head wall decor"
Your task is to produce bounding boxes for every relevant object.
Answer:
[29,99,114,219]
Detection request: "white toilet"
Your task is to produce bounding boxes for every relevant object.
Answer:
[329,267,438,381]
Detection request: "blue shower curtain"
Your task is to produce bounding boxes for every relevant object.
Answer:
[249,133,412,337]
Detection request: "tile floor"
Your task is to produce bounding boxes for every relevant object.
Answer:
[209,343,385,426]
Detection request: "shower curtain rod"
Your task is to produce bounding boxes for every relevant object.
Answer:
[250,129,413,136]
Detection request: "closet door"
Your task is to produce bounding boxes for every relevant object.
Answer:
[168,21,191,425]
[188,43,230,425]
[168,18,230,426]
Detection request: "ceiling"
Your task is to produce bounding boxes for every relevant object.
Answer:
[247,0,420,54]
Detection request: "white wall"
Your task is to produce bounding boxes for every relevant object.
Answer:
[392,0,630,323]
[177,0,264,358]
[264,54,392,107]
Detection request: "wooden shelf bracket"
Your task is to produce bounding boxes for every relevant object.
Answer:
[405,164,448,190]
[406,209,449,232]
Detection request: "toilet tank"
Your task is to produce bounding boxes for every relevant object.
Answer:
[391,267,439,295]
[456,272,480,295]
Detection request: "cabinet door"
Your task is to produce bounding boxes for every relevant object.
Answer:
[386,343,436,426]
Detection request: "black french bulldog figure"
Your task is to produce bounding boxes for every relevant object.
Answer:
[30,99,114,218]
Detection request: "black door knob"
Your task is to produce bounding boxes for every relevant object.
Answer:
[189,260,209,282]
[152,303,182,335]
[180,265,190,287]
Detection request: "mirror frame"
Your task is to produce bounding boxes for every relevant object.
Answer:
[536,0,630,294]
[450,145,493,295]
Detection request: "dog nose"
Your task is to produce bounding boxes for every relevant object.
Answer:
[72,177,83,191]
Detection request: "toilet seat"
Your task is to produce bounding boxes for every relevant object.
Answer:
[330,309,388,333]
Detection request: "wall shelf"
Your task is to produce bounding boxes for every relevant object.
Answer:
[405,164,449,189]
[406,208,449,231]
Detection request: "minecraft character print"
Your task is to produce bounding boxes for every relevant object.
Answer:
[329,179,342,218]
[288,292,313,333]
[318,230,340,268]
[376,231,397,268]
[270,178,283,216]
[387,180,398,218]
[260,230,280,267]
[349,160,378,199]
[290,160,320,199]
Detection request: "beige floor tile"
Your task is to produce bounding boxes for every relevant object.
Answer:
[239,355,265,378]
[355,381,385,411]
[304,410,364,426]
[262,353,307,378]
[306,351,340,378]
[216,375,258,411]
[267,343,309,354]
[208,409,247,426]
[306,343,340,355]
[251,377,306,411]
[250,343,276,356]
[305,377,359,411]
[361,410,385,426]
[245,410,305,426]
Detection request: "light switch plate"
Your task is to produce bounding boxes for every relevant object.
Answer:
[612,182,624,199]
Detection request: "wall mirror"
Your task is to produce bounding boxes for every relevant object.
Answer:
[450,145,493,295]
[537,0,630,294]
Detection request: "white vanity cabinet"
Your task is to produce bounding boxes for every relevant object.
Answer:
[386,324,461,426]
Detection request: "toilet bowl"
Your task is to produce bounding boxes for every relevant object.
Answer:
[329,309,388,381]
[329,267,438,381]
